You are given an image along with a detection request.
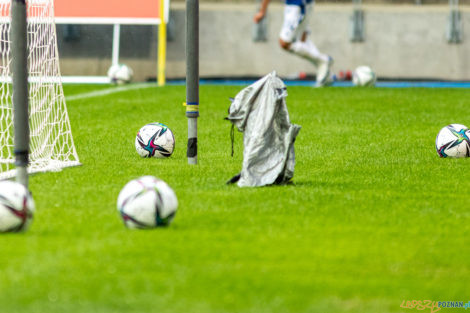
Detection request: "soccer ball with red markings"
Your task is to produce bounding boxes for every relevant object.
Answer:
[135,123,175,158]
[117,176,178,229]
[436,124,470,158]
[0,180,35,233]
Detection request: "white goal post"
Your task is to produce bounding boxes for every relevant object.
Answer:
[0,0,80,180]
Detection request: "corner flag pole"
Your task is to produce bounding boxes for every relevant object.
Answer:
[157,0,167,86]
[11,0,30,187]
[186,0,199,165]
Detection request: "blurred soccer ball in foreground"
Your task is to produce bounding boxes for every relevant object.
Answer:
[0,180,35,233]
[107,64,133,84]
[436,124,470,158]
[352,66,376,87]
[135,122,175,158]
[117,176,178,229]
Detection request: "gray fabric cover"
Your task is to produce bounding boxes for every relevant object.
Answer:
[227,71,301,187]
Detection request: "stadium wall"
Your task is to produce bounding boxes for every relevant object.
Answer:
[57,4,470,81]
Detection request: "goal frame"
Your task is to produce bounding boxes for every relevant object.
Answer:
[52,0,169,85]
[1,0,81,180]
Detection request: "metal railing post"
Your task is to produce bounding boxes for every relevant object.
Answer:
[350,0,364,42]
[447,0,463,44]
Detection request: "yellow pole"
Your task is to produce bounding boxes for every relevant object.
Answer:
[157,0,166,86]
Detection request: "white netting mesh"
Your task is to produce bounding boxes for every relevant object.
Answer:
[0,0,79,179]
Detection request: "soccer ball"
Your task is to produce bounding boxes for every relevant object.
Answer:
[0,180,35,233]
[436,124,470,158]
[135,122,175,158]
[117,176,178,229]
[107,64,133,84]
[352,65,376,87]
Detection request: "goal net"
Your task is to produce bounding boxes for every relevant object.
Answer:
[0,0,80,180]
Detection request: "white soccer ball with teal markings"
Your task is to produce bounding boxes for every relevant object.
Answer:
[117,176,178,229]
[352,65,376,87]
[135,123,175,158]
[0,180,35,233]
[107,63,133,84]
[436,124,470,158]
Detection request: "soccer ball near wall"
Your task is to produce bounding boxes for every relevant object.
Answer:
[135,122,175,158]
[0,180,35,233]
[117,176,178,229]
[436,124,470,158]
[107,64,133,84]
[352,65,376,87]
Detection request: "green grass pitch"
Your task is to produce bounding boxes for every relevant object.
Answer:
[1,84,469,313]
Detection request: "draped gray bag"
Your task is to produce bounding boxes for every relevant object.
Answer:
[226,72,301,187]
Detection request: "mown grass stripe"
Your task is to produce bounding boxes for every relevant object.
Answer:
[65,83,156,101]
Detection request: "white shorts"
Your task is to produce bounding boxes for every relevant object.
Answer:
[279,3,313,43]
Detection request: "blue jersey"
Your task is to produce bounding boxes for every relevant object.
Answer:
[285,0,313,6]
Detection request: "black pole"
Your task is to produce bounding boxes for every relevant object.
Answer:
[11,0,29,187]
[186,0,199,165]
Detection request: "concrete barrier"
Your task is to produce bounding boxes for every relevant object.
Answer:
[57,4,470,81]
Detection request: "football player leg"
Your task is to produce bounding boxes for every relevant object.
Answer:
[279,4,333,86]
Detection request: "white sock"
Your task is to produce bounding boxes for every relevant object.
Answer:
[289,40,329,65]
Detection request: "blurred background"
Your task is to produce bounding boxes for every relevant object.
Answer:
[56,0,470,81]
